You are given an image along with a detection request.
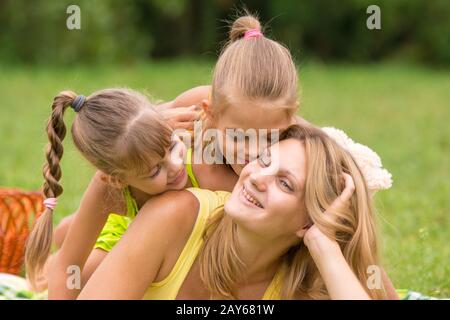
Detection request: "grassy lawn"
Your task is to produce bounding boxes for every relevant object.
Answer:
[0,60,448,297]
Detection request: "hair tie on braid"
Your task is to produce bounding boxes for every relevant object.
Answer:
[43,197,58,210]
[71,95,86,112]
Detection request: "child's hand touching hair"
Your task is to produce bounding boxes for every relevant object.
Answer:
[160,104,201,131]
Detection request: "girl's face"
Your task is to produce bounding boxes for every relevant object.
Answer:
[225,138,309,238]
[123,134,188,195]
[208,97,293,175]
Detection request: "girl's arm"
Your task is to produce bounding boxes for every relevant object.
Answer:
[158,85,210,131]
[48,171,123,299]
[78,190,199,299]
[158,85,210,110]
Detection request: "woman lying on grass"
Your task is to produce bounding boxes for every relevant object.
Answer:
[79,124,398,300]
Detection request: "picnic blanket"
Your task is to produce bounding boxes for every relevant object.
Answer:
[0,273,438,300]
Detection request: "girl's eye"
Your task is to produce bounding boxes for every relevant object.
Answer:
[149,164,162,178]
[258,149,271,167]
[279,178,293,192]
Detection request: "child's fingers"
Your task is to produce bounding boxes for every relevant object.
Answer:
[185,111,201,121]
[173,110,201,122]
[188,104,202,111]
[174,121,195,130]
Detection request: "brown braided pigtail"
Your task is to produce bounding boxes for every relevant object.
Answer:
[25,91,77,289]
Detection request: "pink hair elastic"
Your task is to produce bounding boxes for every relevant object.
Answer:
[244,29,263,39]
[43,198,58,210]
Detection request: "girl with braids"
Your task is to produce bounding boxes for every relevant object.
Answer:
[78,124,398,300]
[25,88,238,297]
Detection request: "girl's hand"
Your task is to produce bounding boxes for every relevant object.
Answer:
[161,104,201,131]
[303,173,355,252]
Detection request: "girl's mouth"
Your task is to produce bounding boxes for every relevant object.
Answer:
[168,168,186,186]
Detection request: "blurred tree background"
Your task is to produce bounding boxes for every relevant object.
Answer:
[0,0,449,66]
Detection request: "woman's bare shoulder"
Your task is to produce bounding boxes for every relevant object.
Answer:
[135,190,200,241]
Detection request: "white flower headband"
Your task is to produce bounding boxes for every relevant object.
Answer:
[321,127,393,192]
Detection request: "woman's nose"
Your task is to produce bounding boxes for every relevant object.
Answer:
[249,171,267,192]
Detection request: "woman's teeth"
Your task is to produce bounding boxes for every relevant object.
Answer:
[242,186,263,208]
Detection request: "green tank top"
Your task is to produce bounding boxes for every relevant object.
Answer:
[94,148,199,251]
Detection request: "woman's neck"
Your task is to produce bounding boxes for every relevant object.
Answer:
[235,224,299,284]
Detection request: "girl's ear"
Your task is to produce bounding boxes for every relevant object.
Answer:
[201,99,213,120]
[103,175,126,189]
[99,172,109,183]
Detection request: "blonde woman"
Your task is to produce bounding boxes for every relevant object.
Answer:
[78,124,398,300]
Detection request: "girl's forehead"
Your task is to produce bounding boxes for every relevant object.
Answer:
[222,102,292,130]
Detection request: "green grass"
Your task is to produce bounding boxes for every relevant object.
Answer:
[0,60,448,297]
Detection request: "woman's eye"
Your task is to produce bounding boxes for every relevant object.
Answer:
[149,164,162,178]
[279,179,293,191]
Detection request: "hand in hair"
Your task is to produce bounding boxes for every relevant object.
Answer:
[299,174,371,299]
[160,104,201,131]
[301,173,355,250]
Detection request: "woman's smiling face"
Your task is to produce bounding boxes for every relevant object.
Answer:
[225,138,309,237]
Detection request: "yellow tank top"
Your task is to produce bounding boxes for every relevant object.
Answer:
[142,187,284,300]
[94,148,199,252]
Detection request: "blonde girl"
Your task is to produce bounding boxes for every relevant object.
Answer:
[78,124,397,300]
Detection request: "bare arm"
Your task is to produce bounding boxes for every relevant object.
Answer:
[306,237,371,300]
[158,85,211,110]
[158,85,210,131]
[48,171,123,299]
[78,190,199,299]
[303,173,371,300]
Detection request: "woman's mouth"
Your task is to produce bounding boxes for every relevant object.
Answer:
[168,168,186,186]
[240,185,263,208]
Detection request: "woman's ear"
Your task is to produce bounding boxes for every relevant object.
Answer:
[295,223,311,238]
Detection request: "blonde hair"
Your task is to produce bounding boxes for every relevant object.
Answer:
[25,88,172,288]
[199,124,388,300]
[210,13,299,117]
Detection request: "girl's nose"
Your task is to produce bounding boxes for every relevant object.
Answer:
[168,147,185,173]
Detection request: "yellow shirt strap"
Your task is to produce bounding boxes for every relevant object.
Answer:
[186,148,200,188]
